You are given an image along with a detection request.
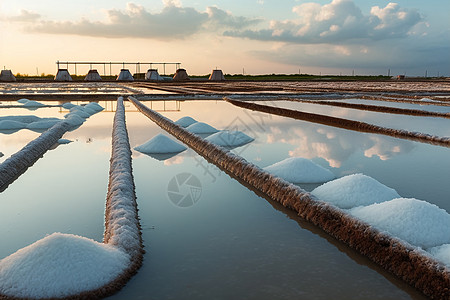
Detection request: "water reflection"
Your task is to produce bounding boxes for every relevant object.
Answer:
[265,123,415,168]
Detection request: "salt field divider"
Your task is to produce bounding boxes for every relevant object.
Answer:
[129,96,449,299]
[0,121,71,192]
[281,98,450,119]
[226,98,450,148]
[100,96,144,297]
[0,97,143,299]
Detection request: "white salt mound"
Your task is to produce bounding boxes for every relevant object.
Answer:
[185,122,219,134]
[26,119,61,130]
[175,116,197,128]
[0,120,26,130]
[85,102,104,113]
[64,114,85,127]
[62,102,77,109]
[134,134,187,154]
[69,107,90,119]
[58,139,72,144]
[17,98,30,104]
[206,130,254,148]
[312,174,400,209]
[428,244,450,267]
[264,157,335,183]
[0,232,130,299]
[350,198,450,249]
[23,101,45,108]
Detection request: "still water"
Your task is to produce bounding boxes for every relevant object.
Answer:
[2,99,448,299]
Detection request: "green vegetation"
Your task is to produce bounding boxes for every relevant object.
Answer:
[223,74,392,81]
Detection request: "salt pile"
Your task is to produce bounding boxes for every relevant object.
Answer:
[0,233,129,299]
[429,244,450,267]
[0,120,26,131]
[27,119,61,131]
[350,198,450,249]
[134,134,187,154]
[23,100,45,108]
[312,174,400,209]
[206,130,254,148]
[174,116,197,128]
[185,122,219,134]
[58,139,72,144]
[264,157,335,183]
[62,102,77,109]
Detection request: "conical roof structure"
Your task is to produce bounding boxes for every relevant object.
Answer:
[0,70,16,82]
[116,69,134,81]
[173,68,189,81]
[209,69,225,81]
[84,69,102,81]
[54,69,73,81]
[145,69,163,81]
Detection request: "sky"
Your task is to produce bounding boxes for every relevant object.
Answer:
[0,0,449,76]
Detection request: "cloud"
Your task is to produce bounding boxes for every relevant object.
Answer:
[8,2,261,40]
[5,9,41,22]
[225,0,422,43]
[250,31,450,72]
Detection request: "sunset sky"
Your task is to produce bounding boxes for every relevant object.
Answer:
[1,0,449,76]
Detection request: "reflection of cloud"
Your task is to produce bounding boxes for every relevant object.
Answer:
[164,156,185,166]
[267,123,414,168]
[364,136,413,160]
[225,1,422,43]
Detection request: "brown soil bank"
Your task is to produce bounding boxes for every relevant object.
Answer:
[129,96,449,299]
[226,98,450,148]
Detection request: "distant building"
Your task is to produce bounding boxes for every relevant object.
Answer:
[145,69,164,81]
[0,70,16,82]
[85,69,102,81]
[117,69,134,81]
[397,75,405,80]
[55,69,73,81]
[173,69,190,81]
[209,70,225,81]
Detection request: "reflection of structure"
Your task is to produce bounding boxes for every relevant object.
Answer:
[58,100,181,113]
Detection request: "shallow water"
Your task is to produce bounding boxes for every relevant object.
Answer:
[1,99,448,299]
[252,100,450,137]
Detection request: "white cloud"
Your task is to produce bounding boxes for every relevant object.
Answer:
[7,1,261,40]
[225,0,422,43]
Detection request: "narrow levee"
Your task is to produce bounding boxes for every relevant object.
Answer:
[129,95,449,299]
[226,98,450,148]
[0,121,71,192]
[282,98,450,119]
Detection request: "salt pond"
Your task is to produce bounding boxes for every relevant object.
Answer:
[1,98,449,299]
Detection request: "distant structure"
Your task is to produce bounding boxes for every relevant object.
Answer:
[397,75,405,80]
[55,69,73,81]
[84,69,102,81]
[117,69,134,81]
[173,68,189,81]
[145,69,164,81]
[0,70,16,82]
[209,69,225,81]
